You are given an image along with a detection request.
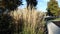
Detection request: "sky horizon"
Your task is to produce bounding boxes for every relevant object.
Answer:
[18,0,60,12]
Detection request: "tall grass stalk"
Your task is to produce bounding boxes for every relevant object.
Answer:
[9,7,45,34]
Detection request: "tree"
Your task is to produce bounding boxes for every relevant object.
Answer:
[46,9,53,16]
[0,0,22,12]
[47,0,59,16]
[0,0,22,34]
[26,0,37,10]
[5,0,22,11]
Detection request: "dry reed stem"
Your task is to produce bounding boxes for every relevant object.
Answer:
[9,8,45,34]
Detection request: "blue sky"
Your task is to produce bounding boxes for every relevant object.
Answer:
[18,0,60,12]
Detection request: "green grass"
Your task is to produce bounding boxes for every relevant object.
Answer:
[55,18,60,20]
[52,18,60,21]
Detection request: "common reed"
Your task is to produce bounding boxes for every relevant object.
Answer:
[9,7,45,34]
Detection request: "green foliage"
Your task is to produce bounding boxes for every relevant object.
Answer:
[47,0,59,16]
[5,0,22,11]
[0,0,22,11]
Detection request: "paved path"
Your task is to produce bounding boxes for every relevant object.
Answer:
[47,21,60,34]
